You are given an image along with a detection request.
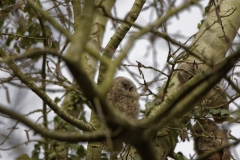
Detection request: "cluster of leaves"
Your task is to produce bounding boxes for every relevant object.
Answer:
[1,1,51,54]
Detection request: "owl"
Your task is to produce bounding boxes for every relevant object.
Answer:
[177,62,229,123]
[107,76,140,119]
[104,76,140,153]
[192,119,230,160]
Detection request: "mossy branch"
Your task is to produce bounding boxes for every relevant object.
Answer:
[0,48,93,131]
[0,104,105,142]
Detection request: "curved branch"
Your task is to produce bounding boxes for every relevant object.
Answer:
[197,140,240,160]
[188,0,240,63]
[114,0,195,67]
[0,104,105,142]
[97,0,146,84]
[139,49,240,130]
[0,48,93,131]
[64,0,99,104]
[0,48,63,63]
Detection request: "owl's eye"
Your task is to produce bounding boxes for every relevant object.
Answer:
[122,81,133,91]
[122,81,128,90]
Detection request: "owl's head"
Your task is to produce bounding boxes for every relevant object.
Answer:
[114,77,136,92]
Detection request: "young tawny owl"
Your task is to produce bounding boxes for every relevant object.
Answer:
[192,119,230,160]
[177,62,229,123]
[104,76,140,153]
[107,76,140,119]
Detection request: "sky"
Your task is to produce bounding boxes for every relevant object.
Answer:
[0,0,240,159]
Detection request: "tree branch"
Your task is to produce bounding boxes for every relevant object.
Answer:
[140,49,240,130]
[0,48,93,131]
[0,104,105,142]
[97,0,146,84]
[26,0,73,41]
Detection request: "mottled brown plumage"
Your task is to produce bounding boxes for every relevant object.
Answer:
[192,119,230,160]
[177,62,229,123]
[107,76,140,119]
[104,76,140,153]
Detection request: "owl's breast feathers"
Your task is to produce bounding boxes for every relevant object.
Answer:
[107,77,140,119]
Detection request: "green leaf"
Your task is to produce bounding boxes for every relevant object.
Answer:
[175,152,185,160]
[69,155,79,160]
[6,36,14,46]
[204,6,210,16]
[145,101,151,108]
[16,154,32,160]
[101,152,108,159]
[228,117,236,122]
[76,145,86,158]
[221,109,230,116]
[79,111,87,122]
[234,110,240,117]
[210,108,221,115]
[49,152,57,159]
[56,144,64,151]
[197,23,201,29]
[132,152,141,160]
[54,115,62,124]
[14,44,20,53]
[54,97,61,103]
[69,143,79,149]
[168,81,174,88]
[31,144,41,160]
